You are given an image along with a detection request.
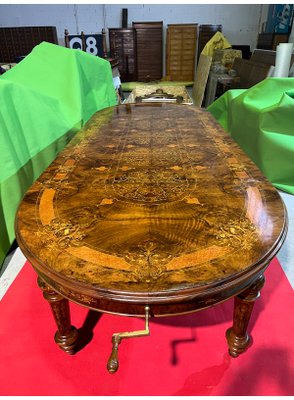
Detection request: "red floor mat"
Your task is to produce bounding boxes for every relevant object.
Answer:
[0,258,293,396]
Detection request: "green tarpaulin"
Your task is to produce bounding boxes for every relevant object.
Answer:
[0,41,117,267]
[208,78,294,195]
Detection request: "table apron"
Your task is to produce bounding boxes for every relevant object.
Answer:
[36,266,268,317]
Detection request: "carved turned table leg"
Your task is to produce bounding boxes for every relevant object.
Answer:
[37,277,78,354]
[226,274,265,357]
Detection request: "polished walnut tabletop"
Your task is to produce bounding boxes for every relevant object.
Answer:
[15,103,287,372]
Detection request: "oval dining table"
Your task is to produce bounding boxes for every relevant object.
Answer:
[15,103,287,373]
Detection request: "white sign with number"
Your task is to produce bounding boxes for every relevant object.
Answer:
[68,35,101,56]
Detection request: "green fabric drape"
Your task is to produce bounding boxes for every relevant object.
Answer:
[208,78,294,195]
[0,42,117,267]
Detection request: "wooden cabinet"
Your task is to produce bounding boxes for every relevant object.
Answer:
[197,24,222,62]
[257,33,289,50]
[132,21,163,82]
[0,26,58,63]
[109,28,136,82]
[109,23,163,83]
[166,24,198,81]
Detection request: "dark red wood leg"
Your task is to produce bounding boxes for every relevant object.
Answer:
[226,274,265,357]
[37,276,78,354]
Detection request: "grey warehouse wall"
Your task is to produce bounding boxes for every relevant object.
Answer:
[0,3,265,75]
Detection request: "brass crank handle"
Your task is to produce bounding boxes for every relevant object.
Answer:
[107,306,150,373]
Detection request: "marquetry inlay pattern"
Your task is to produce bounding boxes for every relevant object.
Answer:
[16,104,286,302]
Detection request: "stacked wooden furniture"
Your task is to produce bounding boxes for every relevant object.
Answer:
[0,26,58,63]
[132,21,163,82]
[231,57,272,89]
[109,22,163,82]
[108,28,137,82]
[109,22,224,84]
[251,48,294,68]
[197,24,222,62]
[257,33,289,50]
[166,24,198,81]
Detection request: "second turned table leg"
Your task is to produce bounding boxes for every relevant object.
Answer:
[226,274,265,357]
[37,276,78,354]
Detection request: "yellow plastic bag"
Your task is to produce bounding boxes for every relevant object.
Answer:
[201,31,231,57]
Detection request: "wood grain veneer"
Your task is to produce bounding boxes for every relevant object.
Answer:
[16,104,287,365]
